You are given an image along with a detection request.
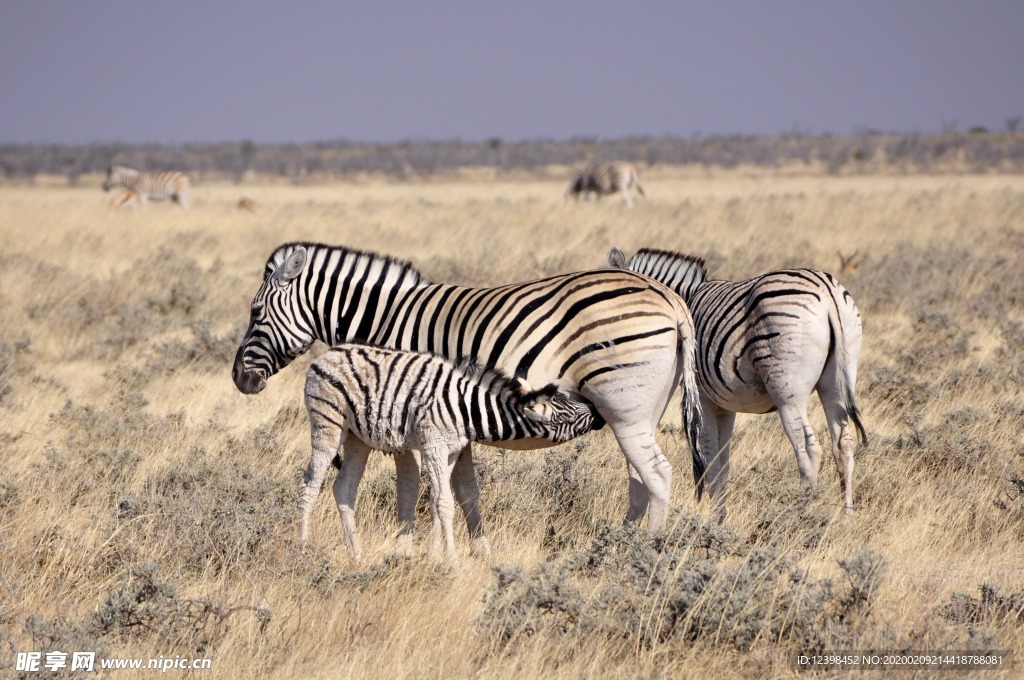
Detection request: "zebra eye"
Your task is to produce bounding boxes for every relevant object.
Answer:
[251,303,265,318]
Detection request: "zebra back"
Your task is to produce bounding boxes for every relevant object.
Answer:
[567,161,642,196]
[103,164,190,201]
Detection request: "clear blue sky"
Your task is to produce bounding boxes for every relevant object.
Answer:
[2,1,1021,144]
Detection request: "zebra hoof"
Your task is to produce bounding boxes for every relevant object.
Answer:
[470,536,492,559]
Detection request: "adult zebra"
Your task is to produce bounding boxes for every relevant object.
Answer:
[232,242,706,549]
[301,343,597,562]
[566,161,646,206]
[103,164,190,208]
[608,247,866,514]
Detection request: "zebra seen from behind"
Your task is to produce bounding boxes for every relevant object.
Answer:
[609,246,866,515]
[300,343,597,562]
[233,242,706,554]
[103,163,190,208]
[566,161,646,206]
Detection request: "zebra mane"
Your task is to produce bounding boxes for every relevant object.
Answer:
[627,248,708,289]
[263,241,427,284]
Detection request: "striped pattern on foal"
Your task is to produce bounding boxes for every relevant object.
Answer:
[609,246,866,513]
[298,343,596,560]
[102,163,190,207]
[566,161,646,206]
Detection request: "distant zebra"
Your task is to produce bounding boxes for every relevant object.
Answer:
[609,247,866,514]
[102,164,190,208]
[566,161,646,206]
[299,344,596,562]
[233,242,706,554]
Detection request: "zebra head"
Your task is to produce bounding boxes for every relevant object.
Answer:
[518,382,597,443]
[565,171,586,199]
[232,245,316,394]
[102,164,119,191]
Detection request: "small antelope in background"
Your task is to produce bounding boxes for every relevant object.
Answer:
[237,197,259,212]
[837,250,861,275]
[109,189,139,210]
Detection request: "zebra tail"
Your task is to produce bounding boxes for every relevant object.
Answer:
[829,307,868,447]
[678,323,707,500]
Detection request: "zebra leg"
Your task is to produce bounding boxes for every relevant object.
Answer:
[450,444,490,557]
[612,423,673,531]
[422,443,460,562]
[394,450,421,557]
[176,192,189,209]
[700,397,735,522]
[775,397,824,487]
[331,437,372,564]
[625,463,648,523]
[620,188,634,207]
[298,411,344,541]
[818,387,856,513]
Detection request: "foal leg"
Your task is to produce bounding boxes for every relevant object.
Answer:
[393,449,422,557]
[450,444,490,557]
[422,442,461,562]
[331,437,372,563]
[298,409,343,541]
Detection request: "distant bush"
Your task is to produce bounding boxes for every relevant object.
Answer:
[3,132,1023,184]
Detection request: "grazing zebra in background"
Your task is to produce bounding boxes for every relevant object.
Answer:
[233,242,706,553]
[566,161,646,206]
[300,343,597,562]
[608,246,866,515]
[102,163,190,208]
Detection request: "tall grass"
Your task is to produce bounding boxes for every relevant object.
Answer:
[1,167,1022,677]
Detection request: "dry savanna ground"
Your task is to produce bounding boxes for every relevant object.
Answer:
[1,166,1023,678]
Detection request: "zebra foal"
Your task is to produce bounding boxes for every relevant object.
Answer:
[566,161,646,206]
[103,163,190,208]
[299,344,596,562]
[609,247,866,514]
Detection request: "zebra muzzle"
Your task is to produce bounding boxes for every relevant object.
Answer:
[232,349,267,394]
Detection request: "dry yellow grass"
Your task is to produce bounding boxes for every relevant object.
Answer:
[1,167,1022,678]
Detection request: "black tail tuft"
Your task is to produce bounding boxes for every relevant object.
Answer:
[849,393,868,446]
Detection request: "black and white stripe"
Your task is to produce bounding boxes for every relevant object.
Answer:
[298,344,597,561]
[566,161,646,206]
[233,242,705,549]
[609,247,866,513]
[102,164,190,208]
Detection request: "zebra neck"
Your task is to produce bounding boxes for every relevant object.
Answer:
[299,246,428,345]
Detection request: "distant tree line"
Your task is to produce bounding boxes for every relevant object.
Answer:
[2,131,1023,183]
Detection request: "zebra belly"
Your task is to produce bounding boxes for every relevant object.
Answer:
[477,437,560,451]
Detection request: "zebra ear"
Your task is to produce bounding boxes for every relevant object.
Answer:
[608,247,627,268]
[511,376,534,395]
[523,397,553,423]
[276,247,306,283]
